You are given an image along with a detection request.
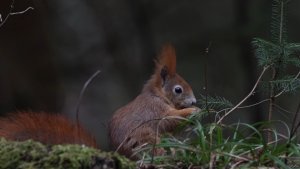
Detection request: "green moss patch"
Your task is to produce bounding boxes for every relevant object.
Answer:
[0,138,135,169]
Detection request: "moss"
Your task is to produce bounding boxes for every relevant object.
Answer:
[0,138,135,169]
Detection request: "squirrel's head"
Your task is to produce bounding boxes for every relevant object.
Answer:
[152,44,196,109]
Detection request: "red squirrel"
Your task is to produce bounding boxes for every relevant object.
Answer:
[0,44,197,160]
[109,44,198,158]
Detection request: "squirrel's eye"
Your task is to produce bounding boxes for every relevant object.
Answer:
[173,85,183,94]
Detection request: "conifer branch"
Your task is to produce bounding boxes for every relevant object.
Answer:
[279,0,284,44]
[274,70,300,97]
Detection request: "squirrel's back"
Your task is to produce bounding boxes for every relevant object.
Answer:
[0,111,98,148]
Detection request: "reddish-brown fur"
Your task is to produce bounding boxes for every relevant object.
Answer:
[109,44,197,159]
[0,111,98,148]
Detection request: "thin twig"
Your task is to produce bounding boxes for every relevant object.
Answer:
[10,7,34,15]
[0,0,34,28]
[204,42,213,151]
[217,66,269,124]
[75,70,101,128]
[0,0,15,28]
[273,104,293,115]
[237,99,270,109]
[214,99,270,121]
[204,42,212,114]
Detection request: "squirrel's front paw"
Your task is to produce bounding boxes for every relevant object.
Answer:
[191,106,201,113]
[178,107,200,117]
[169,107,201,117]
[185,107,201,114]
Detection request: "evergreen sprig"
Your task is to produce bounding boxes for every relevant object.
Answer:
[252,38,281,66]
[252,0,300,84]
[252,37,300,73]
[198,94,233,110]
[270,75,300,93]
[271,0,288,44]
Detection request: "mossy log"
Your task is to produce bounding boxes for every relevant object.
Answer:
[0,138,135,169]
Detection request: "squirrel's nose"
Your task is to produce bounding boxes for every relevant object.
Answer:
[191,98,197,105]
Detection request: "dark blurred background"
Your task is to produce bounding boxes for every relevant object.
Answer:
[0,0,300,150]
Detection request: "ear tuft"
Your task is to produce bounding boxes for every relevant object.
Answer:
[160,66,168,86]
[157,43,177,76]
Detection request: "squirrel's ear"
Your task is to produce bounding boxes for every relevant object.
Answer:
[156,44,177,77]
[160,65,168,86]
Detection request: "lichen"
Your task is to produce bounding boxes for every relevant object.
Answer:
[0,138,135,169]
